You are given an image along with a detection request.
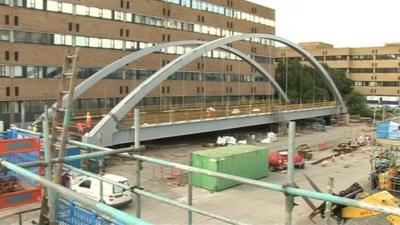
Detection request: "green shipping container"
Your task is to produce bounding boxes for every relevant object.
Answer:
[192,145,269,192]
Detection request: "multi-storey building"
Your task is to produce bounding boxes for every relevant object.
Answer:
[0,0,276,128]
[276,42,400,106]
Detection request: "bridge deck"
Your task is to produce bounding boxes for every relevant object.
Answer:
[68,101,345,146]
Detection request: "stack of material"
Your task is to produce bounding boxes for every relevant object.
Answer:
[376,121,400,140]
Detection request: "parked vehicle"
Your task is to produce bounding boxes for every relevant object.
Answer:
[70,173,132,207]
[312,118,326,132]
[269,151,305,171]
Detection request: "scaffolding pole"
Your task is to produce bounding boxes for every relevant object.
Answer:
[11,127,400,218]
[43,106,57,224]
[11,127,137,154]
[325,177,334,225]
[188,153,193,225]
[134,108,142,218]
[285,121,296,225]
[0,159,151,225]
[130,154,400,217]
[18,147,135,168]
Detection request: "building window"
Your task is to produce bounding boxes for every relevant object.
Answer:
[15,87,19,96]
[76,23,80,32]
[120,28,123,37]
[119,86,123,94]
[125,29,129,37]
[14,16,19,26]
[5,15,9,25]
[6,87,10,96]
[120,0,124,8]
[14,52,18,61]
[5,51,9,61]
[125,86,128,94]
[68,23,72,31]
[126,1,130,9]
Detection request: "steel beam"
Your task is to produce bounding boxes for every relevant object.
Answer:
[85,106,343,146]
[33,40,288,125]
[86,34,344,147]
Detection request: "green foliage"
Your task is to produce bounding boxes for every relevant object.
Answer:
[345,91,370,116]
[275,59,368,115]
[275,59,352,102]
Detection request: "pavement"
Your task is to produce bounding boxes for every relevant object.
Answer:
[3,122,386,225]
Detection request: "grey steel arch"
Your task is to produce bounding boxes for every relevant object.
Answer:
[33,40,287,125]
[85,33,345,145]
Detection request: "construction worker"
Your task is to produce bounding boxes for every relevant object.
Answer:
[77,121,84,134]
[128,109,133,118]
[206,106,216,118]
[85,112,92,130]
[32,125,38,133]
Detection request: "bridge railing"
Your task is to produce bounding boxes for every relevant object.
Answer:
[115,100,336,130]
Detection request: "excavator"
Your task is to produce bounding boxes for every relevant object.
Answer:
[341,191,400,224]
[301,174,400,225]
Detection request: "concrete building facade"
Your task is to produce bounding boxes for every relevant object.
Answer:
[276,42,400,107]
[0,0,276,127]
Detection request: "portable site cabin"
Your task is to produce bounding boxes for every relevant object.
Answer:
[192,145,269,191]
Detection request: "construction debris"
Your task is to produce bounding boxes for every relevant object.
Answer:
[297,144,313,160]
[216,136,237,146]
[260,132,278,144]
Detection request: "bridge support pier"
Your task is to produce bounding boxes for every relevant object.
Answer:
[336,113,350,126]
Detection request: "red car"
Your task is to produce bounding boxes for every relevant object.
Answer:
[269,151,305,171]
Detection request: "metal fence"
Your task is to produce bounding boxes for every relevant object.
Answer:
[58,199,123,225]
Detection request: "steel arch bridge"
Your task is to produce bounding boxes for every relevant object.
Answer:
[36,34,347,146]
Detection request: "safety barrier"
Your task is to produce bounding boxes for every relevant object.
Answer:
[318,142,329,151]
[115,101,337,130]
[0,138,42,209]
[58,199,123,225]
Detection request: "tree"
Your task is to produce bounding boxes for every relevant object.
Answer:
[275,59,368,116]
[345,91,370,116]
[275,59,353,102]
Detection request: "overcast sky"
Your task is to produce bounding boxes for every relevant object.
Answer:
[248,0,400,48]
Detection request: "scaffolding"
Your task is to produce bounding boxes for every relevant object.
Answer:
[4,124,400,225]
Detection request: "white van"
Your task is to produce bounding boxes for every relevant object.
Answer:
[70,173,132,207]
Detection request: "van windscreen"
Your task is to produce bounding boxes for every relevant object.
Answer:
[113,180,129,194]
